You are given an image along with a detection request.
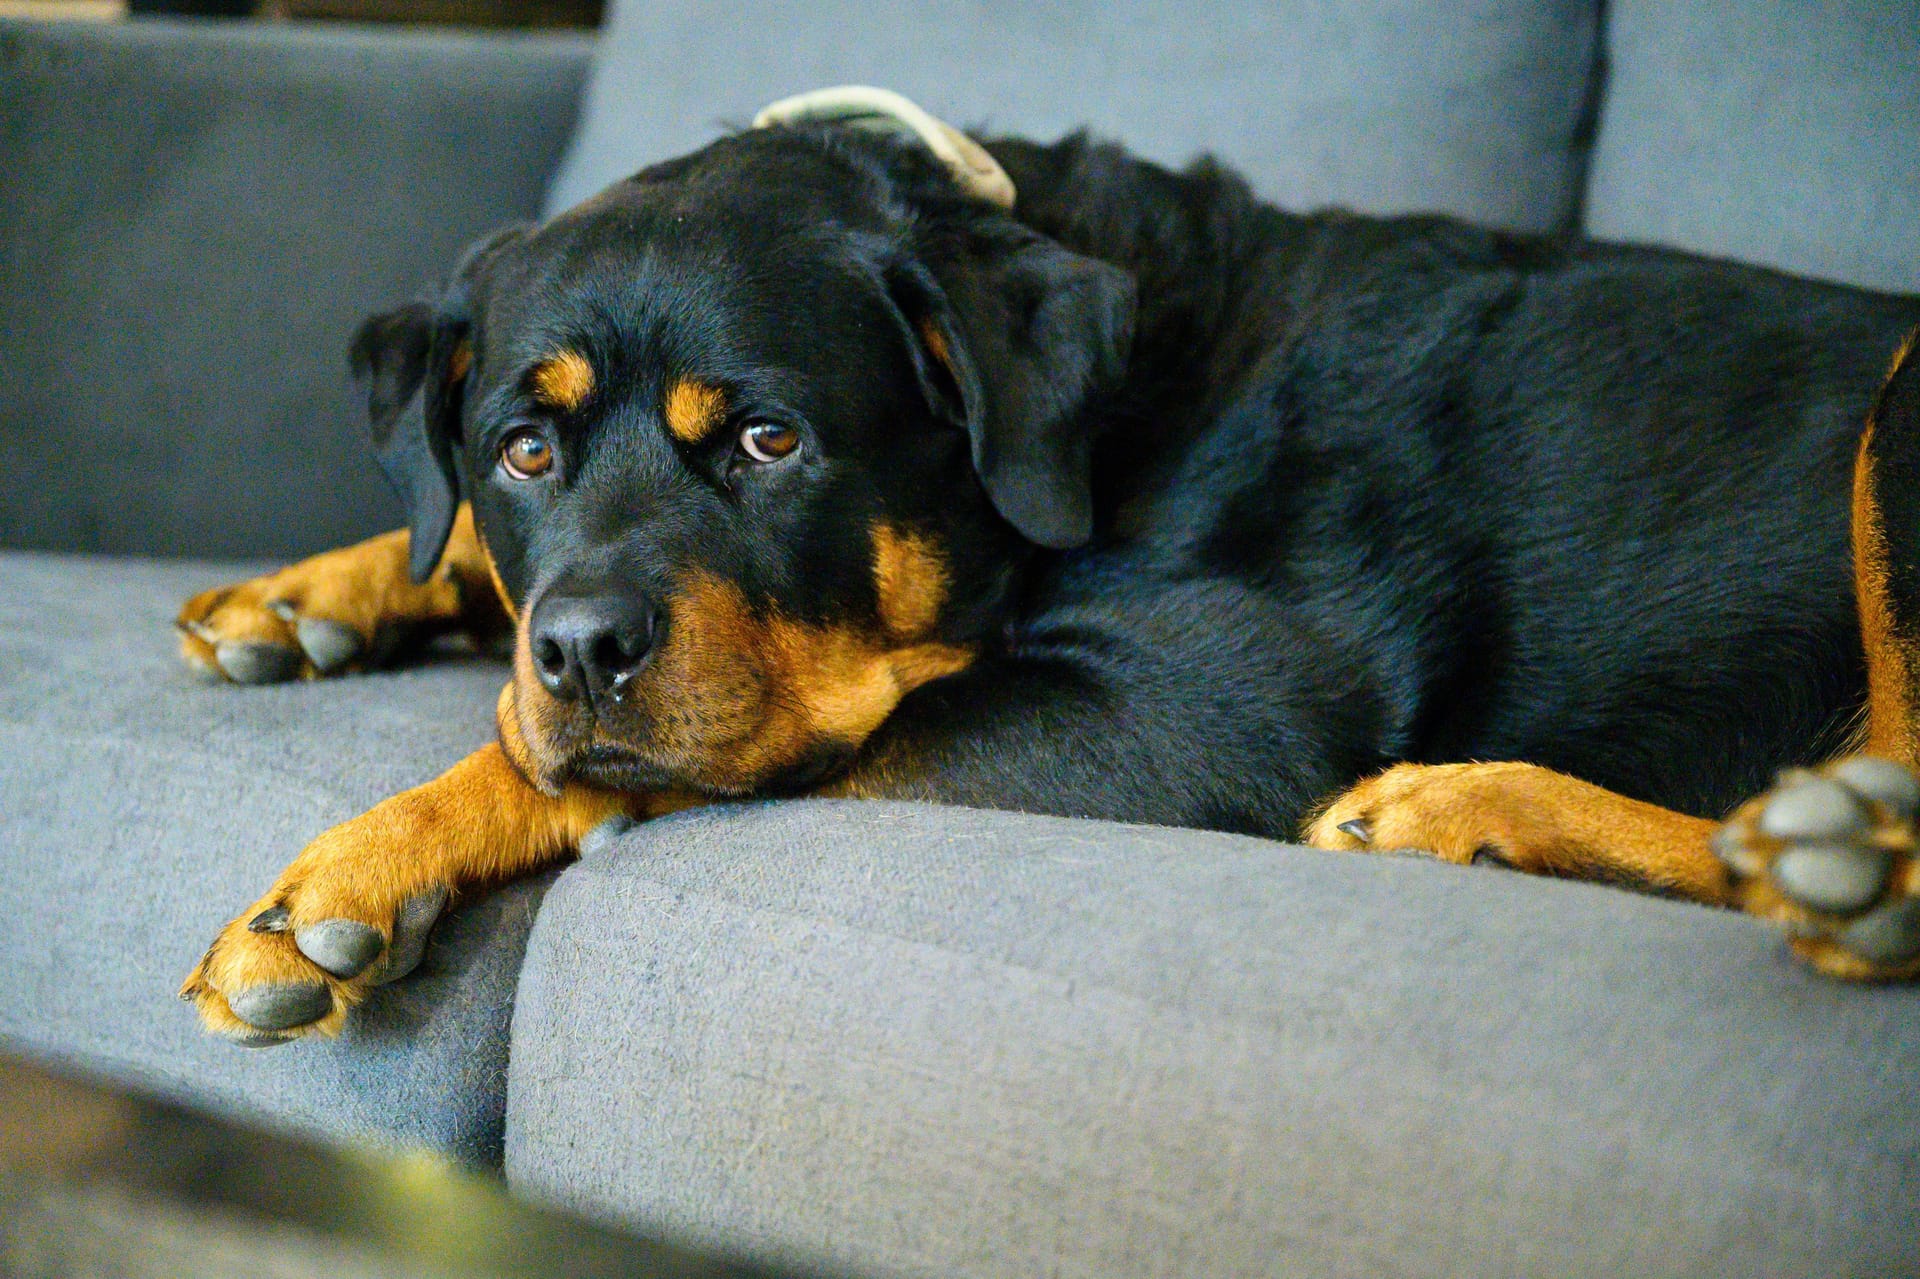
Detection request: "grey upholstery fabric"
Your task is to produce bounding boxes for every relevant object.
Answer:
[508,800,1920,1279]
[1584,0,1920,293]
[547,0,1601,234]
[0,18,590,560]
[0,551,538,1167]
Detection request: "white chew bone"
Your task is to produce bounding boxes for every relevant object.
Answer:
[753,85,1017,209]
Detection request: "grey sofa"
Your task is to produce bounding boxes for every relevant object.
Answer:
[3,4,1919,1276]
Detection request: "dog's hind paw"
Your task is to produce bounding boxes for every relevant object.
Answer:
[1715,757,1920,980]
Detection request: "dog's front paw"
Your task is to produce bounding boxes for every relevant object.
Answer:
[175,528,471,685]
[180,828,449,1045]
[1714,757,1920,980]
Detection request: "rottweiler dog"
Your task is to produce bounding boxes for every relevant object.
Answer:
[178,89,1920,1044]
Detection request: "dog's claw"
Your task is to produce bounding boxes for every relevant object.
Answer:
[248,906,291,934]
[1336,819,1372,845]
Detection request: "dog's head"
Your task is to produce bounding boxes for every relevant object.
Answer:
[351,100,1134,796]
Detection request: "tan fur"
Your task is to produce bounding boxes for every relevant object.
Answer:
[510,565,973,796]
[663,379,727,444]
[530,350,595,412]
[1857,330,1920,765]
[1304,334,1920,972]
[182,736,632,1039]
[871,522,949,639]
[1305,761,1729,902]
[918,318,952,370]
[176,503,507,679]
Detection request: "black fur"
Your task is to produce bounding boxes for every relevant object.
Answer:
[360,124,1920,837]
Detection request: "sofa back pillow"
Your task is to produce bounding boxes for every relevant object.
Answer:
[547,0,1601,235]
[1585,0,1920,294]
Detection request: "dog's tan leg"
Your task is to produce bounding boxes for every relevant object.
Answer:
[181,698,637,1043]
[176,503,510,683]
[1849,330,1920,765]
[1303,761,1729,902]
[1309,334,1920,980]
[183,681,703,1043]
[1712,331,1920,979]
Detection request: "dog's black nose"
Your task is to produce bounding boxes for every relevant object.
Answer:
[528,591,658,702]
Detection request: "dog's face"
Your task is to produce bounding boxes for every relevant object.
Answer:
[352,126,1134,796]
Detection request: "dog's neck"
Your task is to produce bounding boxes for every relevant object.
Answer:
[983,133,1308,522]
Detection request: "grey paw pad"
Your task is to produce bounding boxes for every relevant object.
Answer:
[295,919,386,979]
[1709,824,1766,877]
[1830,756,1920,820]
[579,814,637,860]
[1838,896,1920,965]
[227,1030,296,1049]
[1757,777,1871,842]
[295,618,364,674]
[227,981,332,1031]
[1770,845,1892,914]
[182,649,227,683]
[214,640,304,685]
[371,887,447,986]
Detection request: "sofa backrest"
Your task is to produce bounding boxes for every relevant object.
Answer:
[1584,0,1920,295]
[547,0,1604,236]
[0,19,589,559]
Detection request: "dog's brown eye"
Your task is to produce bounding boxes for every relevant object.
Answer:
[739,421,799,463]
[500,430,554,480]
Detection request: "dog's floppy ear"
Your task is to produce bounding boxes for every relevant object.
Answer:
[890,233,1135,549]
[350,224,527,582]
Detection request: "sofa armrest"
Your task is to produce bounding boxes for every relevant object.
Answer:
[0,17,592,560]
[508,800,1920,1278]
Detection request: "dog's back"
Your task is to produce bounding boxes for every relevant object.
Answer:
[994,132,1920,817]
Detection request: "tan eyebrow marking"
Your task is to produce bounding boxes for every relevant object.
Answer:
[664,379,728,444]
[530,350,594,411]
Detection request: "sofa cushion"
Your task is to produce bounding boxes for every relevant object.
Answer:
[547,0,1601,234]
[508,799,1920,1279]
[1584,0,1920,293]
[0,551,539,1167]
